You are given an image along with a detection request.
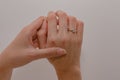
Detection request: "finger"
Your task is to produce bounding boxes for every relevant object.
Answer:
[33,47,67,59]
[32,38,39,48]
[68,16,77,34]
[27,16,45,32]
[77,20,84,36]
[47,11,57,36]
[56,10,68,34]
[37,18,47,48]
[22,16,45,47]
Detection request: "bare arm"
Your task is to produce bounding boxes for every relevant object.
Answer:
[0,53,12,80]
[56,66,82,80]
[37,10,84,80]
[0,16,66,80]
[0,68,12,80]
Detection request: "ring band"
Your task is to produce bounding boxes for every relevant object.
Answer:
[68,29,77,33]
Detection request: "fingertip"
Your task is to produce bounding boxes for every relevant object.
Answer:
[47,11,56,21]
[48,11,54,16]
[68,16,77,22]
[39,16,45,19]
[56,10,68,17]
[47,48,67,58]
[37,16,45,22]
[56,10,64,14]
[42,17,47,28]
[57,48,67,56]
[56,10,60,16]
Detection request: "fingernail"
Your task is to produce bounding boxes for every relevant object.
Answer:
[57,48,67,56]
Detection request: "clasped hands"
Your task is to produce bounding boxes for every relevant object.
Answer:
[0,11,84,79]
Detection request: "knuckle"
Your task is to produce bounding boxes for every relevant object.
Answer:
[78,20,84,27]
[48,37,56,44]
[60,37,69,44]
[48,11,54,14]
[59,12,67,16]
[38,16,44,20]
[69,16,77,21]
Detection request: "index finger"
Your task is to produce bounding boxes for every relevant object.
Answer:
[27,16,45,32]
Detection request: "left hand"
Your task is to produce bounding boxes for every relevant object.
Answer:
[0,17,66,70]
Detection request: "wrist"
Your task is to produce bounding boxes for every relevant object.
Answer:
[0,68,13,80]
[0,52,12,71]
[55,65,80,72]
[55,66,82,80]
[0,52,13,80]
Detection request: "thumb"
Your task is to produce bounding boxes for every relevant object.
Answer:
[33,47,67,59]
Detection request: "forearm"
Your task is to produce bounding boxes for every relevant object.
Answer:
[0,53,13,80]
[0,69,13,80]
[55,66,82,80]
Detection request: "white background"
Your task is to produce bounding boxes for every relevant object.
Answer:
[0,0,120,80]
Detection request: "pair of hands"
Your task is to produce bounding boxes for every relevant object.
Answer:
[0,11,84,73]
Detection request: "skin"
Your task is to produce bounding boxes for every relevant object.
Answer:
[0,10,84,80]
[37,11,84,80]
[0,17,67,80]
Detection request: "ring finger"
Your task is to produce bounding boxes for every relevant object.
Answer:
[68,16,77,35]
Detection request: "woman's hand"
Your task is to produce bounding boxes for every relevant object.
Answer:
[45,11,84,71]
[37,11,84,80]
[0,17,66,70]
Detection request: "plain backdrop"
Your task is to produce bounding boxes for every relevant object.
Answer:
[0,0,120,80]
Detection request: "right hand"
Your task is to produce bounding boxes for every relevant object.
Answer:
[38,11,84,71]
